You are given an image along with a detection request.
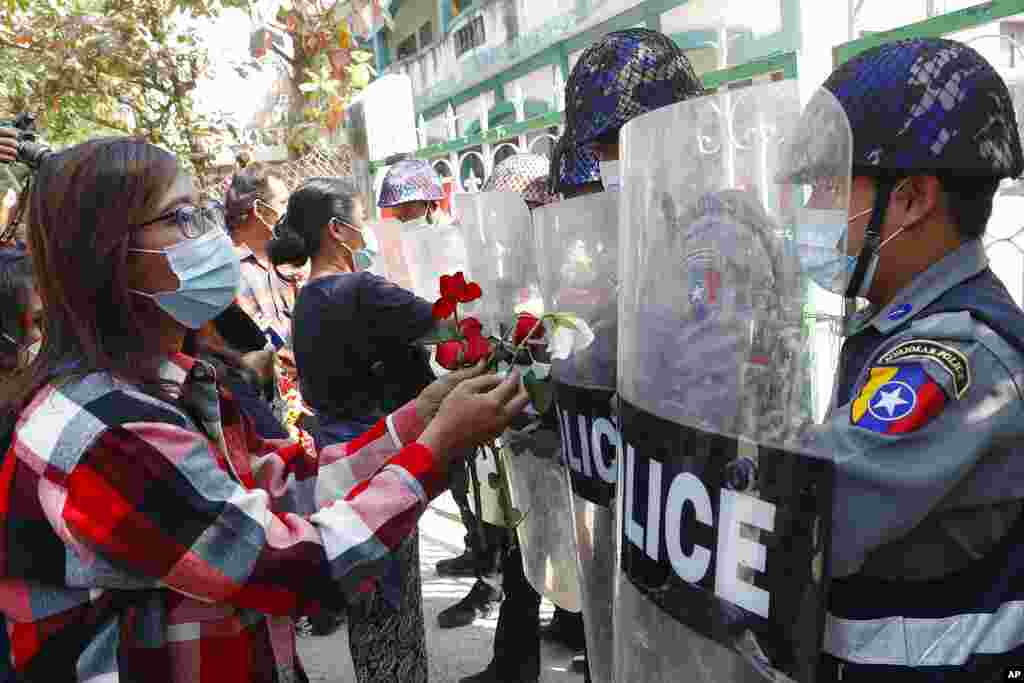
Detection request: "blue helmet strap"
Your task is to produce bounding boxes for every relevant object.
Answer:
[845,178,895,299]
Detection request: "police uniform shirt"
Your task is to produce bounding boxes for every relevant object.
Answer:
[811,239,1024,582]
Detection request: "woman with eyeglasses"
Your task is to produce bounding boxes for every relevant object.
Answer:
[268,177,447,683]
[0,137,528,682]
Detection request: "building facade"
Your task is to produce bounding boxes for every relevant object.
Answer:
[360,1,1024,192]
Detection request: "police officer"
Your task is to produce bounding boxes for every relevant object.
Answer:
[544,27,705,683]
[796,38,1024,681]
[377,158,450,224]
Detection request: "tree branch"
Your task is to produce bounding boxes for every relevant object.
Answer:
[78,113,133,134]
[271,43,297,67]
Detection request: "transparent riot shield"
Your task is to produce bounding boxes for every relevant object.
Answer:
[533,191,620,683]
[365,218,415,290]
[615,80,852,683]
[457,189,581,610]
[460,191,543,335]
[466,443,508,527]
[399,218,471,302]
[501,419,581,612]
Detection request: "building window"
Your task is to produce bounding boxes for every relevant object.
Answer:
[397,33,417,61]
[419,21,433,48]
[454,15,485,57]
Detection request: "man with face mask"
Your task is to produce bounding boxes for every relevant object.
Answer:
[540,27,704,683]
[224,162,296,351]
[378,158,451,224]
[788,39,1024,681]
[548,29,704,197]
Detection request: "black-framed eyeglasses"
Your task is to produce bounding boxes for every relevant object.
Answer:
[138,201,226,239]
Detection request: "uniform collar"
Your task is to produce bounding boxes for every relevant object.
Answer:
[855,239,989,335]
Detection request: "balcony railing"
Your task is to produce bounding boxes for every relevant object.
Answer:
[385,0,635,113]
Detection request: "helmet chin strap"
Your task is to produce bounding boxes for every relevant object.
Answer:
[844,178,896,300]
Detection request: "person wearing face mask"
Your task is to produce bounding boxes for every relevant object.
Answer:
[548,29,704,197]
[0,138,529,682]
[539,28,705,683]
[377,158,452,224]
[224,162,296,351]
[267,176,446,683]
[780,39,1024,682]
[224,164,316,482]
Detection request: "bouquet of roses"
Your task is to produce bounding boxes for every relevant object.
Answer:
[421,271,595,534]
[424,271,595,413]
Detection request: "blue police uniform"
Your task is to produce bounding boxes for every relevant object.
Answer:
[814,239,1024,680]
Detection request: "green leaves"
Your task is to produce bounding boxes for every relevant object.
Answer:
[0,0,237,169]
[349,61,372,88]
[301,62,341,97]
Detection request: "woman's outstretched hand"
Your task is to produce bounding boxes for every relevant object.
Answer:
[414,359,488,425]
[417,365,529,471]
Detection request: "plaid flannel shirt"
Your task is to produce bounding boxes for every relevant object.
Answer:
[236,246,296,350]
[0,353,444,682]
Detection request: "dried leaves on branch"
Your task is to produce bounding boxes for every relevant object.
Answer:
[0,0,248,173]
[248,0,376,153]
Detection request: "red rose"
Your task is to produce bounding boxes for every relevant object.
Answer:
[463,335,493,364]
[513,313,544,345]
[440,272,483,304]
[432,297,457,320]
[460,316,483,339]
[435,340,464,370]
[434,272,484,321]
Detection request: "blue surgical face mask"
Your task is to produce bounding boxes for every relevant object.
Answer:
[335,218,379,272]
[795,206,871,296]
[796,179,910,297]
[129,230,241,329]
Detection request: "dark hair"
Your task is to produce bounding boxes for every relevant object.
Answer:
[267,176,360,267]
[0,248,33,372]
[225,162,284,231]
[0,137,182,415]
[937,174,1001,240]
[236,150,252,168]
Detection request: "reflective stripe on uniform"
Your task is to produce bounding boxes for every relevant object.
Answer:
[825,603,1024,666]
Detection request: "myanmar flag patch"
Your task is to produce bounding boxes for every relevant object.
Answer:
[851,364,947,434]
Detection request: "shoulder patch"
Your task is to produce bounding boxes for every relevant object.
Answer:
[875,339,971,400]
[851,364,947,435]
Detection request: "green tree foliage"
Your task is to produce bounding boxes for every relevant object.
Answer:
[0,0,249,174]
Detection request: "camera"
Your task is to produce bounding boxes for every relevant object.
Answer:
[1,113,52,169]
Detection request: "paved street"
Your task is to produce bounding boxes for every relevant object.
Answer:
[298,492,586,683]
